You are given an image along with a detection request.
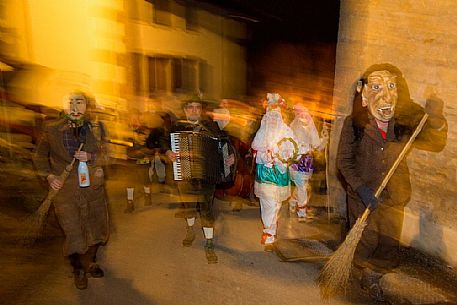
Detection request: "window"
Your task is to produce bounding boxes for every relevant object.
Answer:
[153,0,171,26]
[185,6,198,31]
[132,53,143,96]
[131,53,206,97]
[199,61,207,94]
[172,58,182,90]
[148,57,169,93]
[173,58,197,93]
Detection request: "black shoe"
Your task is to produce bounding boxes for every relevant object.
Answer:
[74,269,88,290]
[361,268,384,302]
[144,194,152,206]
[124,200,134,213]
[182,226,195,247]
[204,239,218,264]
[88,263,104,278]
[367,283,384,302]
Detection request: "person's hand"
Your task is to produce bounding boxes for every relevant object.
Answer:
[425,95,446,129]
[47,174,63,190]
[260,151,273,164]
[318,126,330,151]
[166,150,177,162]
[74,151,91,162]
[321,125,329,141]
[356,185,378,211]
[92,167,105,188]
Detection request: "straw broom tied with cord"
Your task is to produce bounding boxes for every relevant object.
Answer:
[317,113,429,300]
[22,143,84,246]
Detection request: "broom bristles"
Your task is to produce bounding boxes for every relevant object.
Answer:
[317,208,370,300]
[21,197,53,246]
[21,144,81,246]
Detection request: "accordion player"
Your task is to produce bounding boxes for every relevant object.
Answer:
[169,120,236,185]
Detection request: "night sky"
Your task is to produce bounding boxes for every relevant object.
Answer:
[188,0,340,43]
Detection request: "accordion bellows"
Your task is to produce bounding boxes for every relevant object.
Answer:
[171,131,234,184]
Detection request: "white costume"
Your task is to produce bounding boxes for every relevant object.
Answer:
[252,93,296,246]
[288,104,327,220]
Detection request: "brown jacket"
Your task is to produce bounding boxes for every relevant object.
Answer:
[33,119,109,255]
[337,115,447,206]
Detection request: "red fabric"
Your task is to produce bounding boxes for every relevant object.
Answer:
[379,128,387,140]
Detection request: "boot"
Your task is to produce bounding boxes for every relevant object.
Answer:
[289,201,297,214]
[69,253,87,288]
[182,226,195,247]
[124,200,134,213]
[87,263,104,278]
[83,244,104,278]
[361,268,384,302]
[297,206,307,222]
[144,193,152,206]
[261,233,275,252]
[73,269,88,290]
[204,239,218,264]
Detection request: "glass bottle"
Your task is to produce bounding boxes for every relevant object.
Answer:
[78,161,91,187]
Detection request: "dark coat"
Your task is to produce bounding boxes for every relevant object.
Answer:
[337,113,447,268]
[337,114,447,207]
[33,118,109,256]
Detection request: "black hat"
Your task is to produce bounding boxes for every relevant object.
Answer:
[181,99,208,109]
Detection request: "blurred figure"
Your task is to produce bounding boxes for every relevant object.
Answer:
[33,91,109,290]
[212,98,231,131]
[212,99,255,211]
[163,98,235,264]
[145,112,167,190]
[251,93,296,251]
[124,110,155,213]
[288,104,328,221]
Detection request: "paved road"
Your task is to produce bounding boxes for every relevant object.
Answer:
[1,176,366,305]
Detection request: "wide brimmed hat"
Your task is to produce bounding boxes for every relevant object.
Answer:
[181,98,208,109]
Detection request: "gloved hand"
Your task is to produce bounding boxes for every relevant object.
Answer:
[425,95,446,129]
[356,185,378,211]
[259,151,274,164]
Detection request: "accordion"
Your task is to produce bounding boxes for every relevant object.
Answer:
[170,131,235,184]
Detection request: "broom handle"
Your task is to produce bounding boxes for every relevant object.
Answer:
[70,143,84,166]
[359,112,428,246]
[59,143,84,180]
[373,113,429,198]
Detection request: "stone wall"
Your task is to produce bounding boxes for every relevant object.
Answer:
[331,0,457,265]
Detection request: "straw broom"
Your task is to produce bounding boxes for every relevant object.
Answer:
[22,143,84,246]
[318,113,429,300]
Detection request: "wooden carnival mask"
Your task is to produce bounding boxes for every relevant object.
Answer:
[362,70,398,122]
[63,92,88,124]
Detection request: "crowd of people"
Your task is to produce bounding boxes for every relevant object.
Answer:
[31,63,447,303]
[32,89,329,289]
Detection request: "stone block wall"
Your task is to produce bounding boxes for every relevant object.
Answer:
[330,0,457,265]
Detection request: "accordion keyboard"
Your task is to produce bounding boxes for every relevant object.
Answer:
[171,132,201,181]
[170,132,183,180]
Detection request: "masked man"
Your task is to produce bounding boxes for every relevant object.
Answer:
[251,93,296,250]
[288,104,328,221]
[163,99,234,264]
[33,91,109,290]
[336,64,447,300]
